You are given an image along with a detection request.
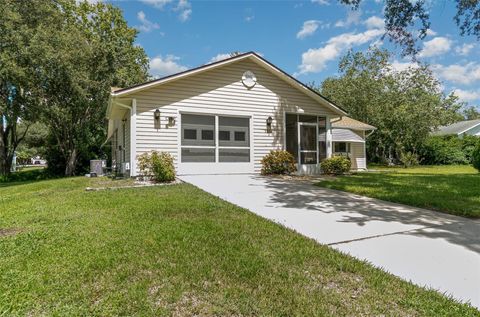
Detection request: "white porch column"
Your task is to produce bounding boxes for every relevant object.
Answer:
[130,98,137,177]
[326,116,333,158]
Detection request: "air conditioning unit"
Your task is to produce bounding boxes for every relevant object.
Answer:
[90,160,106,176]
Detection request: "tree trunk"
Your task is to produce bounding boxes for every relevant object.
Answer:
[65,148,77,176]
[0,132,10,177]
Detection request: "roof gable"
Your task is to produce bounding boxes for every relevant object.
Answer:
[434,119,480,135]
[111,52,347,116]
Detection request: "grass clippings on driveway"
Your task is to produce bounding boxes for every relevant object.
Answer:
[0,175,478,316]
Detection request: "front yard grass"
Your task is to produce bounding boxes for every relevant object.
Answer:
[316,165,480,218]
[0,175,478,316]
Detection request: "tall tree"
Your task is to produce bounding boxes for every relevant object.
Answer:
[340,0,479,56]
[463,106,480,120]
[37,0,148,176]
[320,48,462,163]
[0,0,56,176]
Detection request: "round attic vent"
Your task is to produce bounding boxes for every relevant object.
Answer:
[242,71,257,88]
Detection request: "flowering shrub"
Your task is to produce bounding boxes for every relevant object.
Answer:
[137,151,176,182]
[261,150,297,175]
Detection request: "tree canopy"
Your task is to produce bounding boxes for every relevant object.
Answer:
[0,0,149,176]
[340,0,480,56]
[319,48,463,163]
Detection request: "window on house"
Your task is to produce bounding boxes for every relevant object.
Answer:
[234,131,246,141]
[201,130,214,140]
[184,129,197,140]
[219,131,230,141]
[334,142,350,156]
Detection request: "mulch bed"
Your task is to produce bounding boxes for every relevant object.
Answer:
[85,178,184,191]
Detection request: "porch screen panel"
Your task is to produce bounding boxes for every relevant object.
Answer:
[218,116,250,162]
[285,114,298,160]
[181,114,216,162]
[318,117,327,161]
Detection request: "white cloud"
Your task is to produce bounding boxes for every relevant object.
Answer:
[140,0,173,9]
[175,0,191,21]
[455,43,475,56]
[208,53,232,63]
[297,20,321,39]
[426,29,437,36]
[390,60,420,72]
[453,89,480,103]
[142,0,191,22]
[297,28,383,74]
[432,62,480,85]
[418,37,452,58]
[335,9,362,28]
[245,15,255,22]
[311,0,330,5]
[149,55,188,78]
[364,16,384,29]
[136,11,160,33]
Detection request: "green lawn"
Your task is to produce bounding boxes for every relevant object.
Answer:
[0,176,478,316]
[317,165,480,218]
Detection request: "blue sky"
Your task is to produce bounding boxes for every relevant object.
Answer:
[111,0,479,109]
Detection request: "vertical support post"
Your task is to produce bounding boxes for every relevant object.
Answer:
[214,115,219,163]
[130,99,137,177]
[326,116,332,158]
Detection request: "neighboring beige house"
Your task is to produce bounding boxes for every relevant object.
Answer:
[331,117,376,170]
[432,119,480,138]
[106,52,375,176]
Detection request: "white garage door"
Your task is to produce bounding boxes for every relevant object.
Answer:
[177,113,254,175]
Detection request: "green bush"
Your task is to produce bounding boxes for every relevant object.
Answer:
[399,151,419,168]
[472,142,480,172]
[261,150,296,175]
[137,151,176,182]
[419,136,468,165]
[461,135,479,163]
[321,156,351,175]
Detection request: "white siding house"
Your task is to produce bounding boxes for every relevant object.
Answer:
[106,52,374,176]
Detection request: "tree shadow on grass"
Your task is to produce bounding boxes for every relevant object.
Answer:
[0,169,53,188]
[318,172,480,218]
[255,175,480,254]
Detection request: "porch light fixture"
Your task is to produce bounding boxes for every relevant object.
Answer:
[266,116,273,133]
[168,116,175,127]
[154,109,161,129]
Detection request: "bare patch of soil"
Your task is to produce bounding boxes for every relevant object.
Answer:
[0,228,22,238]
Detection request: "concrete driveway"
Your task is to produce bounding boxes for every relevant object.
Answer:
[180,174,480,309]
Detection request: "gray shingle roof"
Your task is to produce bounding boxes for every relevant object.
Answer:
[432,120,480,136]
[332,116,376,131]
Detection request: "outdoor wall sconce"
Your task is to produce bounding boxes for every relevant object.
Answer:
[154,109,161,129]
[266,116,273,133]
[168,116,175,127]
